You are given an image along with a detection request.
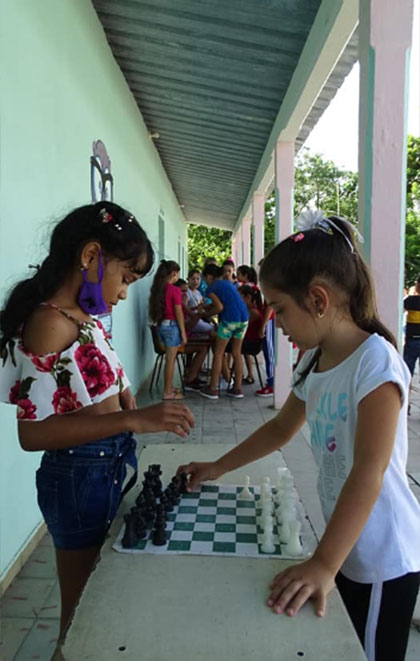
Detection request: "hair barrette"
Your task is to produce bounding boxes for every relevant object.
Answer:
[292,232,305,243]
[99,208,113,223]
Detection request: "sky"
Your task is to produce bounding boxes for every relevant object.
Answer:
[304,0,420,171]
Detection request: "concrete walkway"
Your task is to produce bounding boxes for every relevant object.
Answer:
[1,376,420,660]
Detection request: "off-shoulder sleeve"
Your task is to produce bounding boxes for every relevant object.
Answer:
[0,322,131,420]
[0,340,89,420]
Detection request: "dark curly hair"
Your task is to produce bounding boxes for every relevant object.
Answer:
[0,202,154,350]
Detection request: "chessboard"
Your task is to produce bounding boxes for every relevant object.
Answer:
[113,482,310,560]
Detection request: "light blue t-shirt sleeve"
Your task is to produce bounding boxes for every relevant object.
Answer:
[355,337,410,408]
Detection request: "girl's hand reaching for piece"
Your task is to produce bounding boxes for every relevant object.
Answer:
[131,403,194,438]
[267,557,336,618]
[176,461,224,491]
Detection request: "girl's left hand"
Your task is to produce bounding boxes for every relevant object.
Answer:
[120,388,137,410]
[267,557,336,618]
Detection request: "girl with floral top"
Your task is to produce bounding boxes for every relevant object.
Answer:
[0,202,194,635]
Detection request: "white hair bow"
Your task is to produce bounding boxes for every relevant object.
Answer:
[295,209,364,253]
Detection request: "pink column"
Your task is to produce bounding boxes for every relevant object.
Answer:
[358,0,414,344]
[242,218,251,265]
[231,234,237,265]
[232,228,241,266]
[273,141,295,409]
[252,192,265,271]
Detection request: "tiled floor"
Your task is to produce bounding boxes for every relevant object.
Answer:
[1,371,420,660]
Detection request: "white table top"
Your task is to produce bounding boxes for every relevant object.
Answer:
[61,444,365,660]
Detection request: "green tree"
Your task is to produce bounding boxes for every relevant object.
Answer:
[264,148,358,254]
[404,136,420,284]
[187,224,232,270]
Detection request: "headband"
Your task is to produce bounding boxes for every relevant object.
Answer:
[295,209,364,254]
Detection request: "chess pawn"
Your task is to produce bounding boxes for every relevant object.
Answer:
[161,494,173,513]
[152,526,167,546]
[261,528,276,554]
[121,514,138,548]
[260,484,271,502]
[284,521,303,556]
[179,471,189,494]
[276,467,288,483]
[238,475,253,501]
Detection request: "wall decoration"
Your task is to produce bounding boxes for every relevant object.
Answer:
[90,139,114,202]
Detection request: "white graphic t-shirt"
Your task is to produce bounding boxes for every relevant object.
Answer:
[293,334,420,583]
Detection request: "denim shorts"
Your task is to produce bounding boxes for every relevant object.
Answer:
[157,319,182,347]
[36,432,137,550]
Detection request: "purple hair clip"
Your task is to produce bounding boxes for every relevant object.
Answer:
[99,208,113,223]
[292,232,305,242]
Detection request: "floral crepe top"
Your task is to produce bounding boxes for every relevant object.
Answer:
[0,318,130,421]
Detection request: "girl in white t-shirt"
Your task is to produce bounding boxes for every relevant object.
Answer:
[179,211,420,661]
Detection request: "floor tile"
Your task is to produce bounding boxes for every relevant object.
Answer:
[38,581,60,620]
[2,578,56,619]
[0,617,34,660]
[13,618,60,661]
[19,544,56,580]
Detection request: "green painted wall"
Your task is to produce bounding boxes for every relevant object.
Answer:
[0,0,186,580]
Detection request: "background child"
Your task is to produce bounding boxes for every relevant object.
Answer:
[199,264,248,400]
[222,258,236,284]
[186,269,216,337]
[0,202,194,635]
[179,214,420,661]
[149,260,187,400]
[173,278,209,391]
[238,285,263,384]
[237,264,263,308]
[403,275,420,414]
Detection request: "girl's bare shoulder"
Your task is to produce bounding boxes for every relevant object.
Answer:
[22,306,80,355]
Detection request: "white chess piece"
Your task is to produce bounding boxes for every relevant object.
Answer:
[238,475,253,501]
[260,499,272,522]
[279,519,292,544]
[284,520,303,556]
[261,528,275,554]
[260,483,271,501]
[262,514,274,533]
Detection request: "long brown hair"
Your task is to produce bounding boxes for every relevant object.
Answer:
[149,260,180,323]
[259,216,396,384]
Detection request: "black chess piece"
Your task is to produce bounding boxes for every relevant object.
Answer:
[149,464,162,476]
[179,471,189,494]
[152,476,163,497]
[161,493,173,513]
[144,504,155,523]
[135,492,146,509]
[167,483,180,506]
[121,513,138,548]
[143,486,156,506]
[152,526,167,546]
[131,506,147,539]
